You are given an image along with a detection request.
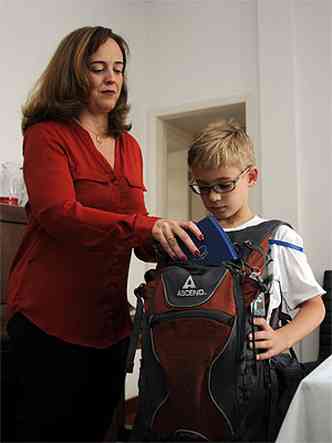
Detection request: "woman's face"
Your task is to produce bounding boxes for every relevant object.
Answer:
[86,38,124,115]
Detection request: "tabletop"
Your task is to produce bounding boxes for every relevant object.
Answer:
[276,354,332,443]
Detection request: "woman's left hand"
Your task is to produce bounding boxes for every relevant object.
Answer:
[248,317,290,361]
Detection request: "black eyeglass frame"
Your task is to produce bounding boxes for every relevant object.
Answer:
[189,165,252,195]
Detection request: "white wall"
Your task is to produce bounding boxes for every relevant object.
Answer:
[257,0,332,361]
[2,0,331,386]
[257,0,332,278]
[0,0,145,161]
[144,0,260,212]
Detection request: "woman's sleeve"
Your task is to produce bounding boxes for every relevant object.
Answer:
[134,242,158,263]
[23,125,159,250]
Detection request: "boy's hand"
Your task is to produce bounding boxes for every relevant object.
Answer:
[248,318,290,361]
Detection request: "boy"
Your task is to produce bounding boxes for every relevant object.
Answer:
[188,119,325,360]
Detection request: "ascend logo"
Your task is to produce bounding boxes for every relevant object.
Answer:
[177,275,207,297]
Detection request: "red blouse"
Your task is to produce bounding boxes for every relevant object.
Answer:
[6,120,158,348]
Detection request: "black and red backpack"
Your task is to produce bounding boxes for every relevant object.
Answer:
[127,220,317,442]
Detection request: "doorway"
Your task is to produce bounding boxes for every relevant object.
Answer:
[151,99,259,222]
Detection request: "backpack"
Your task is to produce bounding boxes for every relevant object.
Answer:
[126,220,313,442]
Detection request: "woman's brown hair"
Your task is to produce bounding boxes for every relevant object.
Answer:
[22,26,131,137]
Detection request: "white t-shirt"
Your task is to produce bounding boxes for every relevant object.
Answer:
[224,216,325,321]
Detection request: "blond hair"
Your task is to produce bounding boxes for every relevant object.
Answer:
[22,26,131,137]
[188,119,255,170]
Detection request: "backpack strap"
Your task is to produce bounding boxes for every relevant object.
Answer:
[227,219,293,441]
[126,269,159,373]
[226,219,288,253]
[227,219,291,310]
[126,284,145,373]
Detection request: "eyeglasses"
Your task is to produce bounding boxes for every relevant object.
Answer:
[190,166,251,195]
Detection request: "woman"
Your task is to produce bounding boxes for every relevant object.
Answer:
[6,26,201,442]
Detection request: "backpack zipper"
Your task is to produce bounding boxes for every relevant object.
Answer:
[149,309,234,327]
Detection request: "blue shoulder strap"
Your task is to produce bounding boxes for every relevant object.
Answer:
[268,239,304,253]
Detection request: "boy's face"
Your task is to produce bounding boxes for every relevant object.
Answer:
[191,164,258,228]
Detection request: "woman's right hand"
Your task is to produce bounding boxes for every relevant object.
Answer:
[152,218,203,261]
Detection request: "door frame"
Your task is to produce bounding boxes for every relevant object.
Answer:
[146,94,259,218]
